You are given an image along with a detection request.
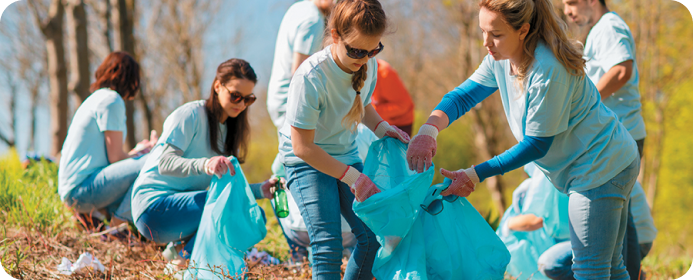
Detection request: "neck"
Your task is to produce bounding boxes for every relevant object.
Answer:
[330,45,353,74]
[219,112,228,124]
[509,46,525,74]
[588,5,610,30]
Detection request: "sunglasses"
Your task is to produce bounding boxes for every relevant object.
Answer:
[344,42,384,59]
[420,182,459,216]
[223,84,256,106]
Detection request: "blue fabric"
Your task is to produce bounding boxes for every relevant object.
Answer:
[185,157,268,279]
[66,154,148,223]
[285,162,379,280]
[434,79,497,124]
[278,46,378,167]
[135,190,207,245]
[475,135,554,182]
[59,88,127,201]
[132,100,226,222]
[354,138,510,279]
[467,42,638,194]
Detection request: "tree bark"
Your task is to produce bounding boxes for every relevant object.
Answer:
[31,0,69,158]
[66,0,90,104]
[111,0,137,149]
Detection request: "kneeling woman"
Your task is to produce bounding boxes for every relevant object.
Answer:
[132,59,275,260]
[59,51,154,231]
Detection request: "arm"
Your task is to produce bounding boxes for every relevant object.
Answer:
[596,60,633,99]
[291,52,311,75]
[430,79,498,128]
[474,135,554,182]
[104,130,135,164]
[363,104,410,143]
[158,143,208,177]
[507,214,544,231]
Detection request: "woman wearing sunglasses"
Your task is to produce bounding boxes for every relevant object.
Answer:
[407,0,639,278]
[131,59,277,268]
[278,0,409,279]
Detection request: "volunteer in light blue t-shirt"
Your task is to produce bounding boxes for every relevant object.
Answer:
[59,52,154,234]
[131,59,279,266]
[407,1,640,279]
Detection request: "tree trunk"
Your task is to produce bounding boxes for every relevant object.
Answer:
[66,0,90,104]
[32,0,69,158]
[111,0,137,149]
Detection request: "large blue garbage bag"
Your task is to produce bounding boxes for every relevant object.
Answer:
[495,163,570,280]
[353,138,511,280]
[185,157,267,279]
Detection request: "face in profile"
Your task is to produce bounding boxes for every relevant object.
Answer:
[215,78,256,119]
[479,7,528,63]
[562,0,594,26]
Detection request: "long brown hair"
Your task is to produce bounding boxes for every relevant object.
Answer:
[326,0,388,131]
[479,0,586,90]
[90,51,141,99]
[205,59,256,163]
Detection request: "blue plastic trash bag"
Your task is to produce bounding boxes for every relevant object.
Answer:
[354,137,511,280]
[185,157,267,279]
[495,163,570,280]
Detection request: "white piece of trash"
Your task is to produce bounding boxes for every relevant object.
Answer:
[57,252,105,275]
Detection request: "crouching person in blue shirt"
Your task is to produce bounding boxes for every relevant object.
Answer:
[131,59,277,269]
[59,52,155,237]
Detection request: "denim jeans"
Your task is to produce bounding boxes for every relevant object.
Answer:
[565,157,640,280]
[66,154,148,222]
[284,163,379,280]
[135,190,207,256]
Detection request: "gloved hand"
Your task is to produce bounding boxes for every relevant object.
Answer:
[406,124,439,173]
[204,156,235,178]
[374,120,410,144]
[440,166,479,197]
[339,166,381,202]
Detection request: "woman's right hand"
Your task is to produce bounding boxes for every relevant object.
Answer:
[406,124,439,173]
[204,156,235,178]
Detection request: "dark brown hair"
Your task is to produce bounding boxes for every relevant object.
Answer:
[326,0,387,131]
[205,58,257,163]
[90,51,141,99]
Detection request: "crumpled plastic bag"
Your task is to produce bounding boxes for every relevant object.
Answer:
[185,157,267,280]
[57,252,105,275]
[353,137,510,280]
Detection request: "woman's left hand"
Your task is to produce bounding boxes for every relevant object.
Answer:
[374,120,410,144]
[439,167,480,197]
[260,176,284,199]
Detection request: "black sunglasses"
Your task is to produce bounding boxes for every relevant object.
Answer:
[223,84,257,106]
[344,42,384,59]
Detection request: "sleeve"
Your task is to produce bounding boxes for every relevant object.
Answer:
[95,96,127,133]
[474,135,554,182]
[158,143,208,177]
[162,107,198,152]
[363,60,378,107]
[595,25,635,72]
[249,183,265,200]
[293,18,324,55]
[524,67,572,137]
[468,54,499,88]
[286,75,322,130]
[433,79,498,125]
[371,63,415,124]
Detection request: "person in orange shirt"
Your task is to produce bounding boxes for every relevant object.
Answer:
[372,59,415,136]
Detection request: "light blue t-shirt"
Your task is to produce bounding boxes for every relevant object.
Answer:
[131,100,226,222]
[469,42,637,193]
[267,0,325,129]
[584,12,646,140]
[58,88,126,201]
[278,46,378,166]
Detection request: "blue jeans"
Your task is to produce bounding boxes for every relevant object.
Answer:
[541,158,639,280]
[135,190,207,256]
[66,155,148,222]
[285,163,379,280]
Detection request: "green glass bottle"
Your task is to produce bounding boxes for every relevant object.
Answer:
[273,180,289,218]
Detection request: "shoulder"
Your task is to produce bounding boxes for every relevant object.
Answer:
[530,43,569,82]
[91,88,125,108]
[288,1,321,24]
[170,100,207,122]
[592,12,632,38]
[294,47,331,84]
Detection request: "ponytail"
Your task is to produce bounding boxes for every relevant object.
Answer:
[341,64,368,131]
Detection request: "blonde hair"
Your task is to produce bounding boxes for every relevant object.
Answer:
[326,0,387,131]
[479,0,586,90]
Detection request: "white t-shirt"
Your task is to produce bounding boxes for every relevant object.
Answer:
[267,0,325,129]
[469,42,637,193]
[584,12,646,140]
[278,46,378,167]
[131,100,226,222]
[58,88,126,201]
